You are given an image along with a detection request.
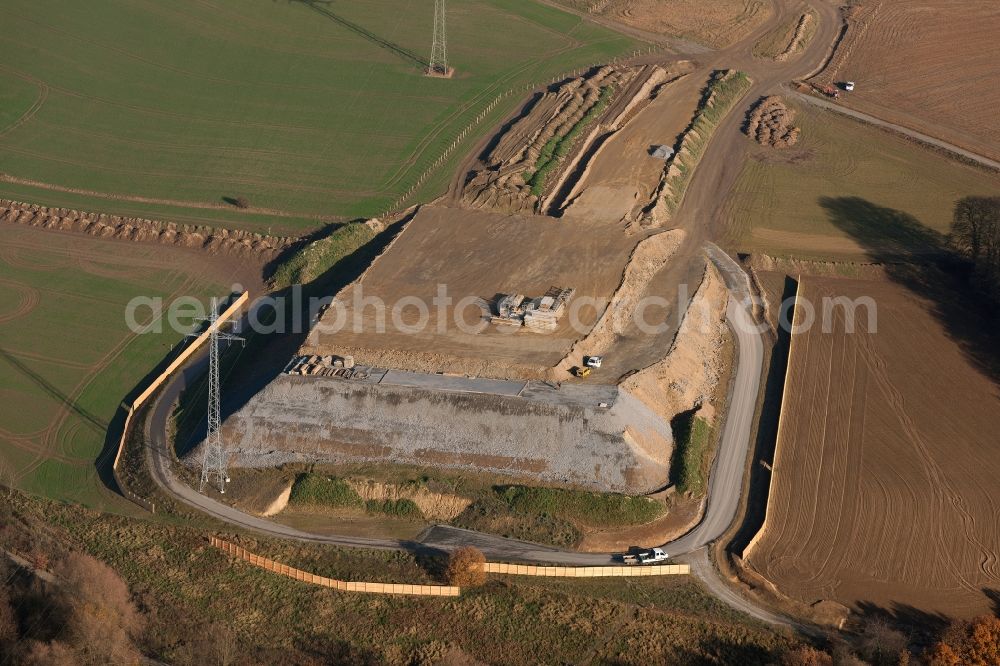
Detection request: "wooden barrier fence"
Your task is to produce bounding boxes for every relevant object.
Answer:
[111,292,250,512]
[210,537,461,597]
[483,562,689,577]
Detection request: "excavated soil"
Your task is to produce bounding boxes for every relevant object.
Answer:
[816,0,1000,161]
[303,205,637,379]
[620,258,728,424]
[747,276,1000,616]
[745,97,800,148]
[0,199,294,262]
[462,66,644,215]
[555,229,685,379]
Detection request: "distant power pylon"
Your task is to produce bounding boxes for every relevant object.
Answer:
[199,305,244,494]
[427,0,451,77]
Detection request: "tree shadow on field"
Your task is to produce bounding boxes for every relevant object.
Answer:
[854,600,952,644]
[280,0,429,70]
[820,196,1000,388]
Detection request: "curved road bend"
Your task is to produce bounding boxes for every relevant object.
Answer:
[146,246,762,563]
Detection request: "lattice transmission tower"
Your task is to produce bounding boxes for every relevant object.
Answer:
[199,305,244,494]
[427,0,451,77]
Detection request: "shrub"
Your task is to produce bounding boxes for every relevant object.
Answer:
[288,474,363,508]
[444,547,486,587]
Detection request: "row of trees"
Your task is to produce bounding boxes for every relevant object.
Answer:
[781,615,1000,666]
[951,196,1000,304]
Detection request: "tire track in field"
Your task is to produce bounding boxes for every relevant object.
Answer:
[0,279,39,325]
[855,316,990,595]
[12,269,199,482]
[0,67,49,140]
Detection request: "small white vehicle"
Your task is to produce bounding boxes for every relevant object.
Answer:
[844,81,856,92]
[620,547,669,565]
[585,355,603,369]
[638,547,669,564]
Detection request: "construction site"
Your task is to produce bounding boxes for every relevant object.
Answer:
[192,59,735,496]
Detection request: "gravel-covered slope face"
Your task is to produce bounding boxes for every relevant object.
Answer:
[198,375,673,495]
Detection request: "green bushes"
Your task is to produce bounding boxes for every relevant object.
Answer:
[670,412,713,496]
[497,485,664,527]
[288,474,363,508]
[288,474,423,519]
[270,222,376,289]
[527,85,615,197]
[453,484,665,547]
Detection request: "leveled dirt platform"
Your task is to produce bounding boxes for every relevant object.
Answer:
[212,375,672,495]
[302,205,638,379]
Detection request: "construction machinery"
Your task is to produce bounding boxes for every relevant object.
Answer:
[574,366,591,378]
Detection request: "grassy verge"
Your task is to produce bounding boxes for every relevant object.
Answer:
[288,473,423,520]
[527,85,615,196]
[275,467,666,548]
[269,222,377,289]
[669,412,714,496]
[0,489,801,665]
[651,70,752,221]
[453,484,665,547]
[752,9,816,59]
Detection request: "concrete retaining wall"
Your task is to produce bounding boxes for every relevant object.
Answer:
[210,537,461,596]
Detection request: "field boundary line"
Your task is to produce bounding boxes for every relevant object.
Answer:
[741,275,801,559]
[111,292,249,513]
[209,536,461,596]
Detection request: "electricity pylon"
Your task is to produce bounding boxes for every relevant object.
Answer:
[199,305,244,494]
[427,0,449,76]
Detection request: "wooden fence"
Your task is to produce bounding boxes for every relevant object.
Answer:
[210,537,461,597]
[111,292,250,512]
[483,562,689,577]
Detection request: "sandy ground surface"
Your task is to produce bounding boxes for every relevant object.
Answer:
[555,229,685,378]
[562,72,704,223]
[621,258,728,424]
[746,276,1000,616]
[303,205,638,377]
[816,0,1000,162]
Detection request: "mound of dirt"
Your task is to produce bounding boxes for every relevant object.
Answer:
[554,229,686,378]
[462,66,639,214]
[745,97,800,148]
[774,12,813,62]
[620,258,728,424]
[0,199,295,261]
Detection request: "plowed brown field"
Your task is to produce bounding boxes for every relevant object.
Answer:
[747,277,1000,616]
[819,0,1000,161]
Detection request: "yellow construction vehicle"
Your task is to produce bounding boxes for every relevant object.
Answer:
[574,366,591,378]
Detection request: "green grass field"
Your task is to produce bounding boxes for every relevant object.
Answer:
[0,225,231,508]
[0,0,637,234]
[724,103,1000,260]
